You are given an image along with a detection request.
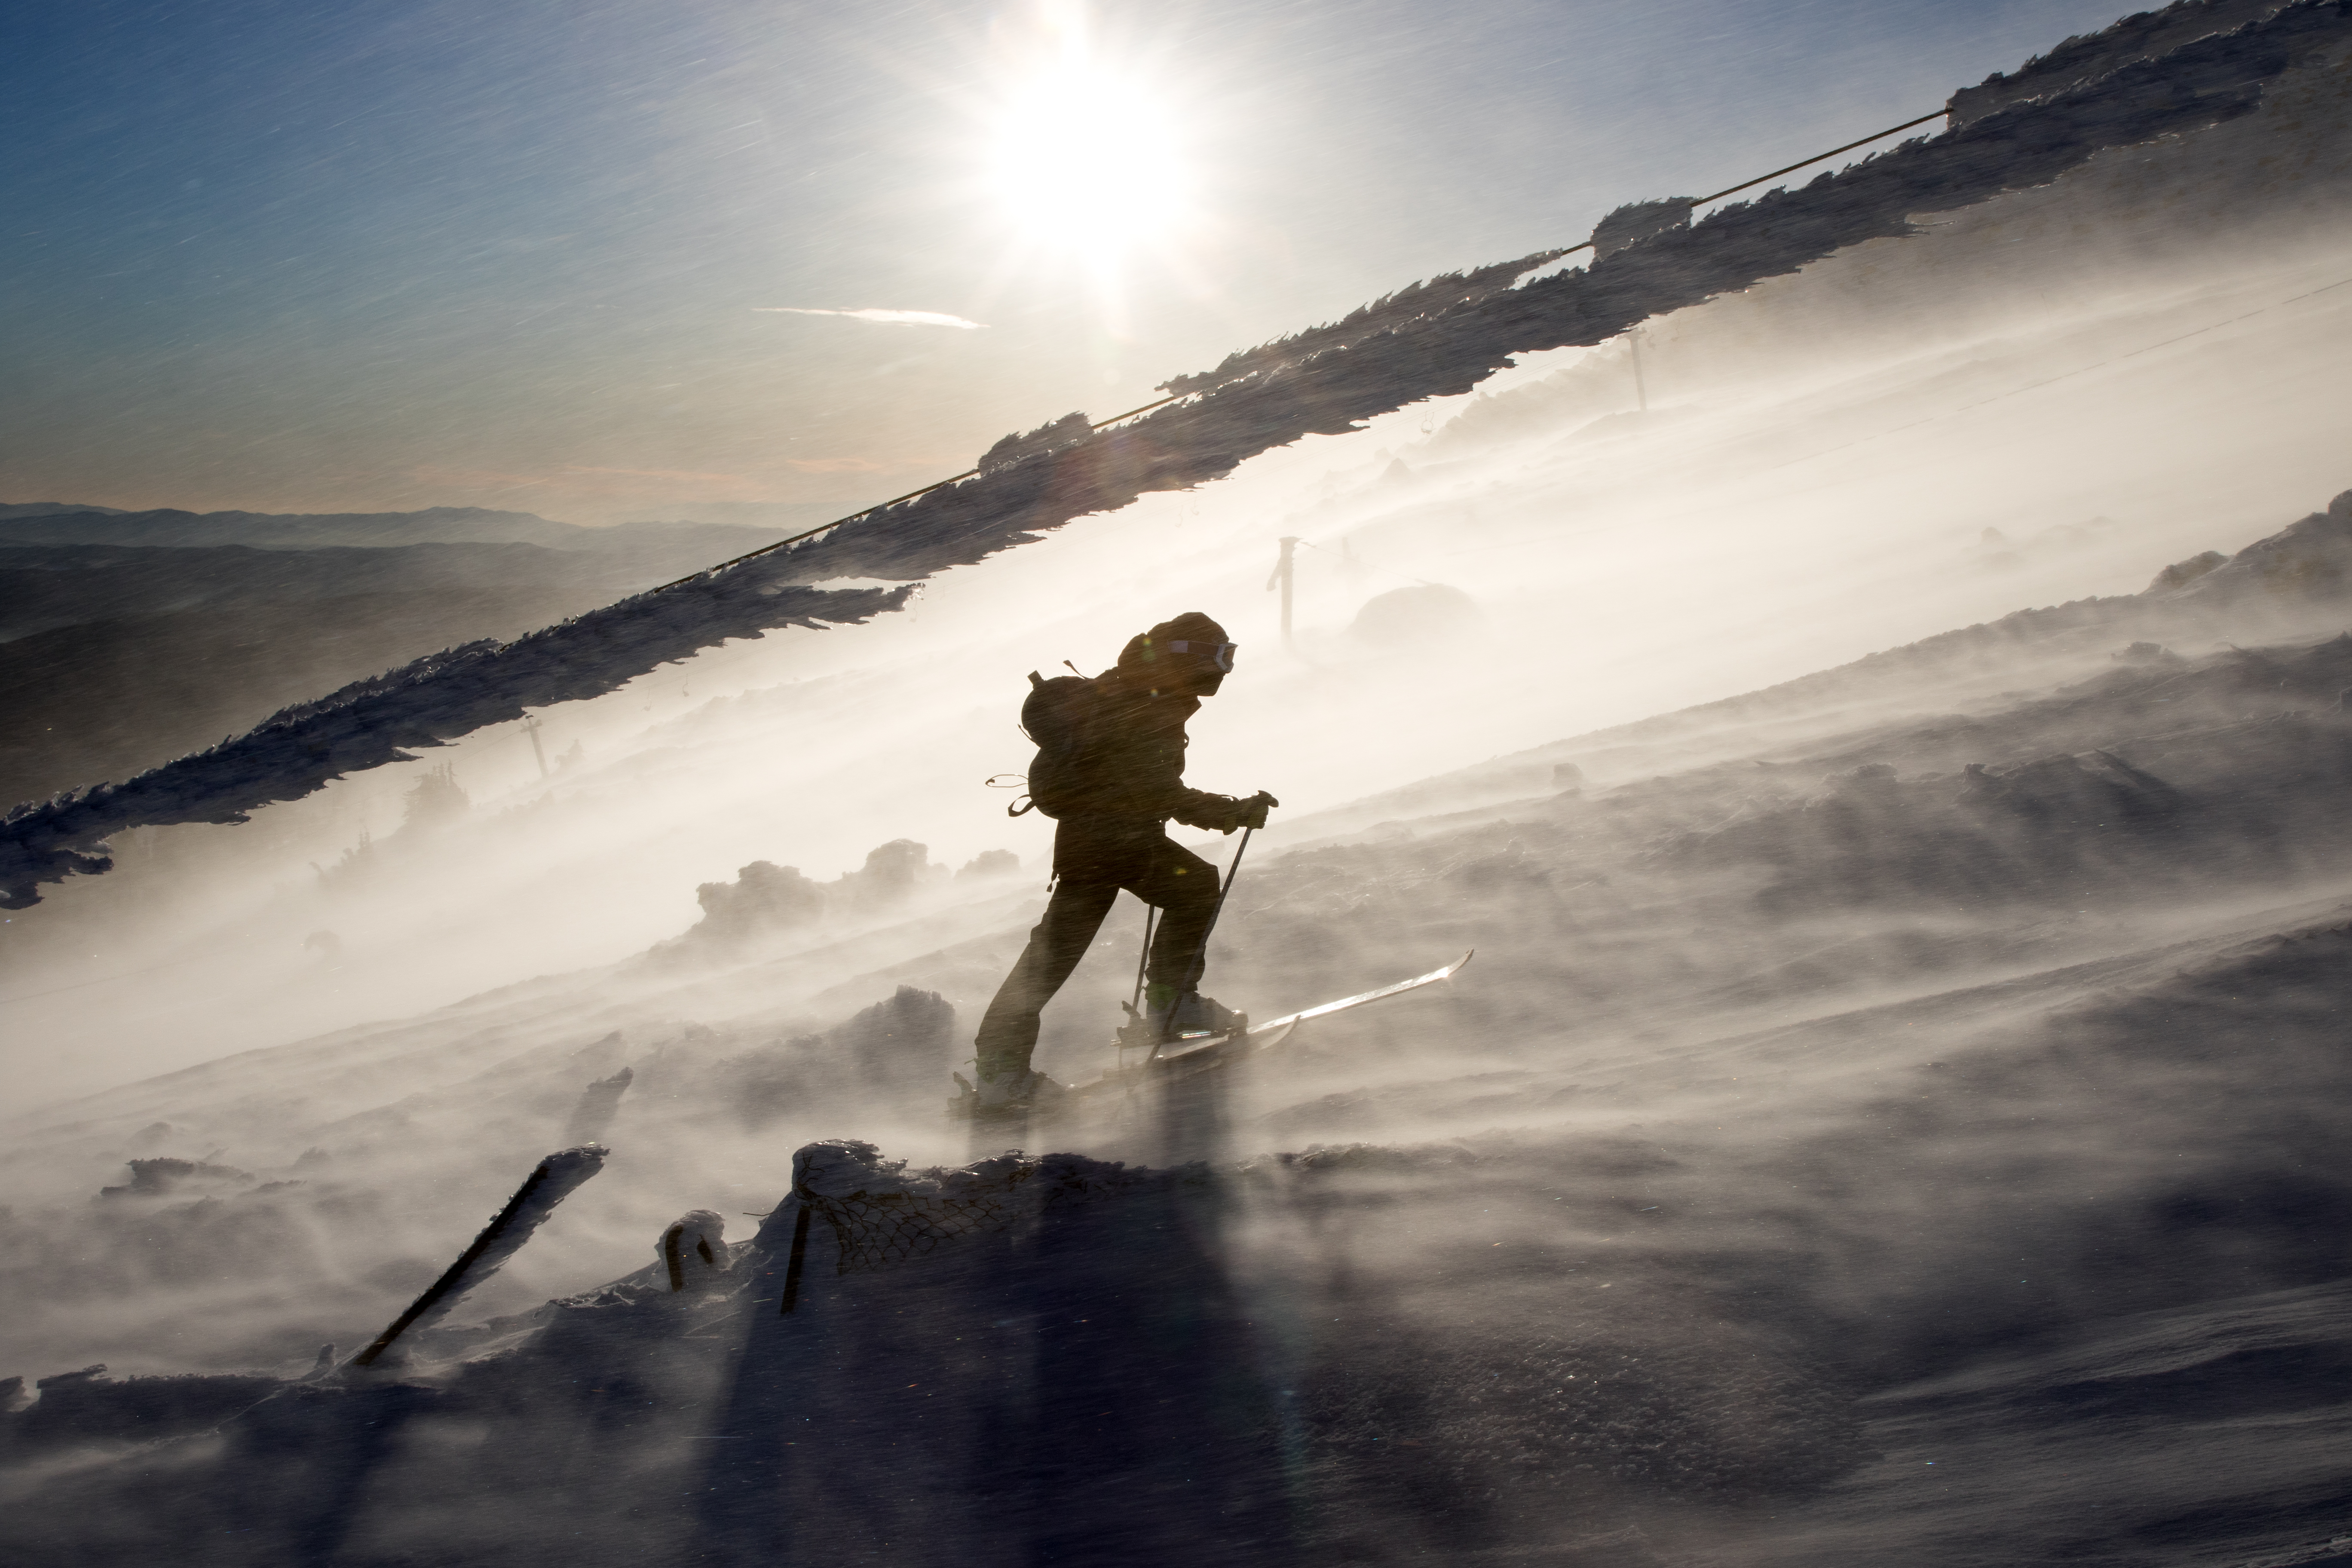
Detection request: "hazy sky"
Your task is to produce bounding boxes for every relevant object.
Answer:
[2,0,2125,524]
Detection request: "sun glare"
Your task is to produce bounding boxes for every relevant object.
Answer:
[987,9,1190,272]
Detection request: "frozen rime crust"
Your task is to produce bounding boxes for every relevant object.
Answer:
[790,1138,920,1199]
[784,1139,1210,1276]
[350,1144,607,1369]
[563,1066,633,1146]
[2155,491,2352,608]
[657,1210,729,1292]
[790,1137,1202,1204]
[7,0,2351,907]
[1949,0,2297,125]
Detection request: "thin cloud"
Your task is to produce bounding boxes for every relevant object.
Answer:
[754,306,987,330]
[785,456,887,474]
[566,466,748,482]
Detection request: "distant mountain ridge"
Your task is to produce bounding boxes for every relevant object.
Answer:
[0,502,130,521]
[0,541,732,646]
[0,511,797,809]
[0,504,775,556]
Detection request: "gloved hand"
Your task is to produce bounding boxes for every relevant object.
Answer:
[1234,790,1279,832]
[1184,791,1281,834]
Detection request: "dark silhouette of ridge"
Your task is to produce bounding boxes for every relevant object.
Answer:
[1155,249,1567,396]
[0,525,786,806]
[1950,0,2295,124]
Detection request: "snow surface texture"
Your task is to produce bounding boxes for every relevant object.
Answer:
[10,503,2352,1563]
[10,11,2352,1563]
[8,0,2352,909]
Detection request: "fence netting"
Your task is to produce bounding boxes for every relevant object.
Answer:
[775,1139,1214,1308]
[806,1174,1035,1274]
[791,1140,1037,1277]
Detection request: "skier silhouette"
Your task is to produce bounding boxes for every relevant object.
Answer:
[968,612,1276,1112]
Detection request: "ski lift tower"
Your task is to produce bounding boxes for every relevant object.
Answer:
[1266,536,1301,648]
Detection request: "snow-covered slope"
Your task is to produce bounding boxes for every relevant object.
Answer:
[9,568,2352,1565]
[11,37,2352,1103]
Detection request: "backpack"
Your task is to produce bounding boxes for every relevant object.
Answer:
[1012,670,1098,818]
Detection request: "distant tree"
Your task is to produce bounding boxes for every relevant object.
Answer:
[978,412,1093,473]
[1158,249,1564,396]
[400,763,469,833]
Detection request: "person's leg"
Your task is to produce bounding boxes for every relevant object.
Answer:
[972,878,1121,1080]
[1134,839,1222,996]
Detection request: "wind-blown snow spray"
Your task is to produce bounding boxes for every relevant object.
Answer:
[349,1143,607,1367]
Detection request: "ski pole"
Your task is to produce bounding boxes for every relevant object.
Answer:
[1127,901,1159,1015]
[1135,810,1263,1066]
[1203,823,1255,947]
[1136,824,1256,1070]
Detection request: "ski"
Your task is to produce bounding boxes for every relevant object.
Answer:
[949,951,1473,1124]
[1059,949,1475,1109]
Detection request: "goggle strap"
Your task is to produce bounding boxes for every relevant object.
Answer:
[1167,639,1237,672]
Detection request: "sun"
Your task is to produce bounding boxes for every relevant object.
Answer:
[985,6,1191,275]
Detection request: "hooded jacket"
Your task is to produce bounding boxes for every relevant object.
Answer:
[1049,614,1245,877]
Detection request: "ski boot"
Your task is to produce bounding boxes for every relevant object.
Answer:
[1144,983,1241,1046]
[949,1066,1065,1122]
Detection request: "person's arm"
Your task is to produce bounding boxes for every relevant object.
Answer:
[1170,789,1278,833]
[1093,692,1277,828]
[1090,692,1206,820]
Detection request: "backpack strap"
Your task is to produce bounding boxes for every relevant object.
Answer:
[1012,671,1046,814]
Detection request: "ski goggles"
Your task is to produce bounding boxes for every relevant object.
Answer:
[1167,639,1237,672]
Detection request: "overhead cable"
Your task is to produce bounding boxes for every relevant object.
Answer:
[652,109,1952,595]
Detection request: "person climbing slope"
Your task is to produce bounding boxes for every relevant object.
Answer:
[968,611,1277,1113]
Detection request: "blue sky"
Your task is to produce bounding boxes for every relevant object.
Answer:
[0,0,2128,522]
